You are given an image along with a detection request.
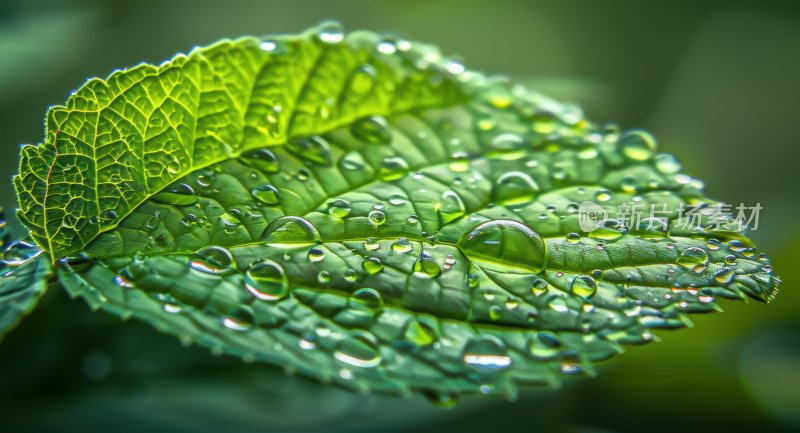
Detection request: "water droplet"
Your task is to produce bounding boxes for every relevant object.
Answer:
[287,135,332,166]
[404,320,436,347]
[714,267,735,284]
[488,305,503,320]
[318,270,331,283]
[222,305,255,331]
[413,253,441,278]
[434,190,466,226]
[376,39,396,54]
[676,247,709,271]
[560,361,583,375]
[262,216,321,243]
[244,259,288,301]
[380,156,409,181]
[448,151,471,172]
[728,240,747,253]
[570,275,597,298]
[528,331,561,358]
[98,210,118,225]
[531,278,548,296]
[190,246,234,274]
[619,129,657,161]
[425,391,458,408]
[697,288,715,303]
[368,210,387,226]
[244,149,280,173]
[317,20,344,44]
[654,153,681,174]
[307,247,325,263]
[1,241,43,265]
[259,40,278,52]
[595,190,612,202]
[327,199,352,218]
[334,334,381,368]
[491,132,524,149]
[493,171,540,206]
[351,115,391,144]
[566,232,581,244]
[146,212,161,230]
[349,64,377,94]
[637,217,668,238]
[588,219,628,241]
[466,273,480,288]
[462,335,512,371]
[362,257,384,275]
[351,288,383,311]
[251,184,281,205]
[458,220,547,273]
[158,293,182,313]
[112,273,135,288]
[392,238,412,253]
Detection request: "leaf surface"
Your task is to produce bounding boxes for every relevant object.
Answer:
[0,208,51,340]
[16,23,779,399]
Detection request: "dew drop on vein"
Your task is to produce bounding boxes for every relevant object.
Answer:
[245,259,289,301]
[458,219,547,273]
[462,335,512,371]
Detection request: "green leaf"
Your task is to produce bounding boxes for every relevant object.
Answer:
[0,208,51,339]
[15,23,780,399]
[13,22,464,260]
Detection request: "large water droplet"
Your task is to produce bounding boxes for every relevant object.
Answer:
[676,247,709,271]
[458,220,547,273]
[190,246,234,274]
[351,115,391,144]
[448,151,471,172]
[570,275,598,298]
[462,335,512,371]
[244,149,280,173]
[317,20,344,44]
[244,259,289,301]
[413,253,441,278]
[334,334,382,368]
[588,219,628,241]
[528,331,561,358]
[351,288,383,311]
[493,171,540,206]
[619,129,657,161]
[251,184,281,205]
[368,210,387,226]
[261,216,321,243]
[714,266,735,284]
[404,320,436,346]
[380,156,409,181]
[287,135,332,166]
[222,305,255,331]
[1,241,43,266]
[327,199,352,218]
[392,237,413,253]
[437,190,466,225]
[654,153,681,174]
[362,257,384,275]
[349,64,377,94]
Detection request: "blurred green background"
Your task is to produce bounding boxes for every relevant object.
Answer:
[1,0,799,432]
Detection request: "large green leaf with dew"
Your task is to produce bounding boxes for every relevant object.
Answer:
[10,22,779,400]
[0,208,51,340]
